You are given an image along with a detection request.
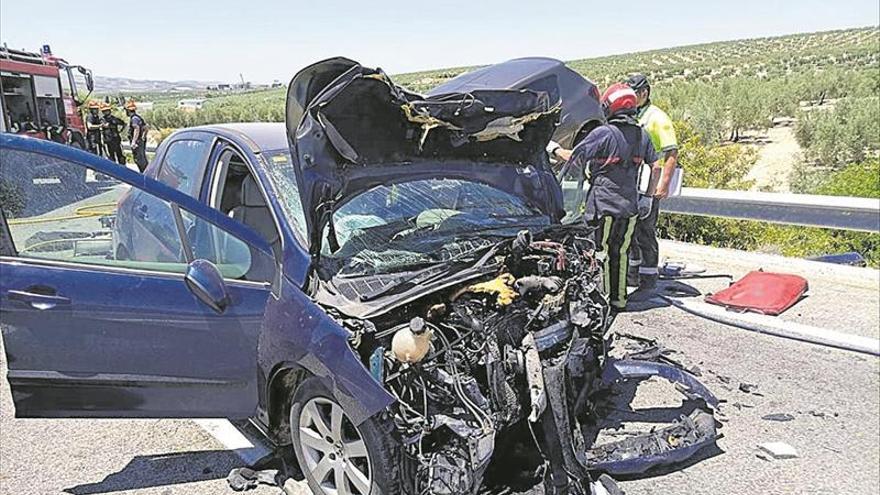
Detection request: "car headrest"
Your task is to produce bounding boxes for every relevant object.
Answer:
[240,175,266,207]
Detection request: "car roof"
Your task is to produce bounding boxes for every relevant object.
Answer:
[195,122,288,152]
[427,57,588,95]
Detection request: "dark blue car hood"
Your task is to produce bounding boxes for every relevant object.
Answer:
[285,58,566,254]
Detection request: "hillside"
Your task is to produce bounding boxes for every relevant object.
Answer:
[93,75,221,93]
[133,26,878,134]
[395,27,879,91]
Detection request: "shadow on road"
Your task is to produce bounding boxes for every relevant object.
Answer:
[63,449,240,494]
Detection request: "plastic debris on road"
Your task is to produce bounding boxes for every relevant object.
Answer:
[761,413,795,422]
[227,467,281,491]
[757,442,799,460]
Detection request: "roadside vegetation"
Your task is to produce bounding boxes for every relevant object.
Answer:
[98,26,880,265]
[658,146,880,266]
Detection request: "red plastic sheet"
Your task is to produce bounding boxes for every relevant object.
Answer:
[705,271,808,316]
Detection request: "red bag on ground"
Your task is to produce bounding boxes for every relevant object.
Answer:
[705,270,809,316]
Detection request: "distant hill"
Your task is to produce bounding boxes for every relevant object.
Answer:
[138,26,879,136]
[93,75,222,94]
[393,26,879,92]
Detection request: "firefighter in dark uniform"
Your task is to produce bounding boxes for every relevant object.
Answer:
[548,83,659,311]
[124,100,148,172]
[85,100,104,156]
[100,102,126,165]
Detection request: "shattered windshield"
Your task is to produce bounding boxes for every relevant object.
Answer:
[261,150,308,243]
[322,178,550,277]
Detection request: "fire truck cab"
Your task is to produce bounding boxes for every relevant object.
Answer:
[0,44,93,148]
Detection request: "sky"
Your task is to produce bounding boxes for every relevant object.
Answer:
[1,0,878,83]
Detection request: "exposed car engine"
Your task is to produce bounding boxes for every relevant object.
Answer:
[351,225,614,494]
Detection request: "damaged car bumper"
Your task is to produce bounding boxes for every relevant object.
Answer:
[282,57,722,494]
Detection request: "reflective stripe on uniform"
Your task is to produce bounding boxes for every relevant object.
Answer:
[639,266,659,275]
[601,216,613,297]
[617,217,637,306]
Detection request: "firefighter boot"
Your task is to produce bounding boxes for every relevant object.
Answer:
[627,274,658,305]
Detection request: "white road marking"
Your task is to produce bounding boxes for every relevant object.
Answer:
[195,419,273,466]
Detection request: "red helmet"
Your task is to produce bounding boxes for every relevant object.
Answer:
[600,82,638,116]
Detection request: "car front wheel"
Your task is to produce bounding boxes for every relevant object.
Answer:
[290,378,399,495]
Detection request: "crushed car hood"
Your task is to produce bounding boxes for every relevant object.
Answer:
[427,57,604,149]
[285,57,566,254]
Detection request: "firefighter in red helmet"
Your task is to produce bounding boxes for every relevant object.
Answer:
[547,82,660,311]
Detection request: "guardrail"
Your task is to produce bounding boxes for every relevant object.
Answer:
[664,187,880,233]
[561,182,880,233]
[112,151,879,232]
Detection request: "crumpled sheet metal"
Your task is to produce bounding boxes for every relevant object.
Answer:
[587,410,717,475]
[601,358,720,409]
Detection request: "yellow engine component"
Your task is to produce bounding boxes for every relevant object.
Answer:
[463,273,518,306]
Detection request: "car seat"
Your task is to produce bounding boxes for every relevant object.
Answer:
[231,175,281,281]
[232,175,279,247]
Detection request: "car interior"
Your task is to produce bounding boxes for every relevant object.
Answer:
[211,148,282,258]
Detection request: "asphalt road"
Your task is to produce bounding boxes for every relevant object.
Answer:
[2,244,878,495]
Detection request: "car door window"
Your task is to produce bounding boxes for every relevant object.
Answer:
[180,209,273,282]
[206,147,284,257]
[156,139,209,197]
[0,147,271,282]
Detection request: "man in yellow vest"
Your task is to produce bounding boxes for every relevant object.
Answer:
[626,74,678,303]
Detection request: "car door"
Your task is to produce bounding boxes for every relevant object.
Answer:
[119,135,212,261]
[0,135,275,419]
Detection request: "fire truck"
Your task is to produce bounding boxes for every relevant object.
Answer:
[0,44,94,148]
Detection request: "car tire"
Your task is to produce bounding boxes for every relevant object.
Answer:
[290,378,400,495]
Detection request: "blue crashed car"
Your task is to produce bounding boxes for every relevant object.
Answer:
[0,58,717,495]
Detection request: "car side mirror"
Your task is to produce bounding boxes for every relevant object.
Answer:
[184,259,230,313]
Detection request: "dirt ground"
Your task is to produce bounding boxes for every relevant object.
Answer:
[743,126,803,192]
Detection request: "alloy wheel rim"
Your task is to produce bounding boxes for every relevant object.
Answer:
[295,397,372,495]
